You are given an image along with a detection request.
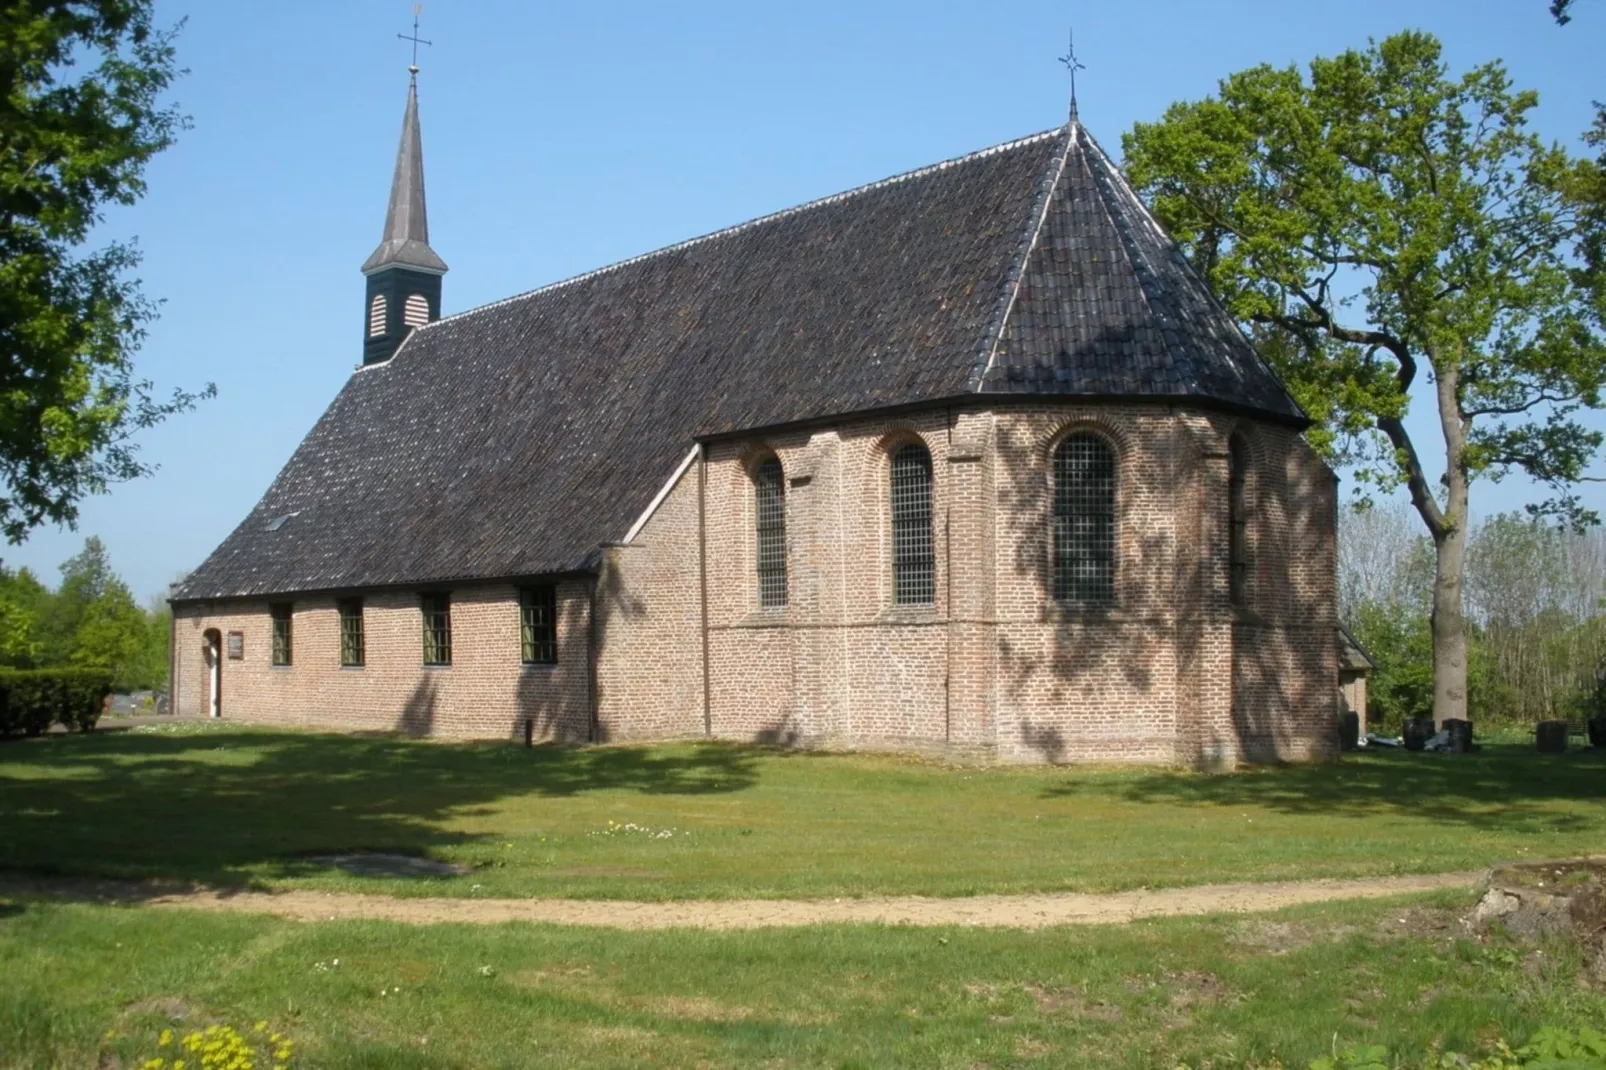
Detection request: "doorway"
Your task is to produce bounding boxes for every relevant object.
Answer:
[203,629,222,718]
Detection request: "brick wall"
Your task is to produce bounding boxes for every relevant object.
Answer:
[172,581,592,740]
[173,401,1338,765]
[594,456,708,741]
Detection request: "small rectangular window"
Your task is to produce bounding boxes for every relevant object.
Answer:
[421,592,452,666]
[520,585,558,664]
[338,599,365,668]
[269,603,293,666]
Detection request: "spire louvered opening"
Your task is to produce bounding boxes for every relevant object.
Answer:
[1053,433,1116,604]
[754,457,788,609]
[368,294,387,337]
[891,443,934,605]
[403,293,430,328]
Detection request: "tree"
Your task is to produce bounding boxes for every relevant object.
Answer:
[0,1,211,544]
[1337,502,1434,621]
[1551,1,1578,24]
[1124,31,1606,727]
[69,569,146,687]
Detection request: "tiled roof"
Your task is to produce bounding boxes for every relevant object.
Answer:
[176,122,1303,601]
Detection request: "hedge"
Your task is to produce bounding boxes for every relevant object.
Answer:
[0,669,114,737]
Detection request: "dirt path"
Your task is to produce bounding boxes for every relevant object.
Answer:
[2,871,1483,930]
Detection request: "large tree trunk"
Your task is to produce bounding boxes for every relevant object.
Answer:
[1431,362,1471,730]
[1431,520,1470,728]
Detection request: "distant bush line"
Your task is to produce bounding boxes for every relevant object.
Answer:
[0,668,113,737]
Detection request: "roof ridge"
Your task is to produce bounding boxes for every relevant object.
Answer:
[1079,128,1306,418]
[411,127,1064,335]
[1074,126,1187,385]
[968,123,1074,391]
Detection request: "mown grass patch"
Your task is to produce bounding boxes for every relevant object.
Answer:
[1,891,1601,1069]
[0,725,1601,899]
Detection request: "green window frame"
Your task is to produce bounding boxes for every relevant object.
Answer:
[421,592,452,666]
[269,603,293,666]
[520,585,558,664]
[338,598,365,668]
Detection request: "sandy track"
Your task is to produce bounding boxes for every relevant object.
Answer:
[1,871,1483,930]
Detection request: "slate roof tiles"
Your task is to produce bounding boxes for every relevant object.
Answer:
[176,122,1303,601]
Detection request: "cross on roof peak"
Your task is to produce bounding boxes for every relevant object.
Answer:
[398,3,431,77]
[1058,28,1086,120]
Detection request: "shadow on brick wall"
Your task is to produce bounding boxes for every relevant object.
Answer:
[396,676,438,736]
[994,405,1336,767]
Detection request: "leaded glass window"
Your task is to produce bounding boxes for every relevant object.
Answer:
[891,443,934,605]
[1228,435,1249,606]
[754,457,788,609]
[421,592,452,666]
[1053,434,1117,604]
[270,603,293,666]
[521,585,558,664]
[338,599,364,668]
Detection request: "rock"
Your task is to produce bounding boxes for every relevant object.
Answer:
[1468,860,1606,980]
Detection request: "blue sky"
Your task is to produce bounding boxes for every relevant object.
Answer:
[7,0,1603,600]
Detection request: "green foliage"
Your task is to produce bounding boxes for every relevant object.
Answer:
[0,537,168,690]
[0,0,213,542]
[0,666,111,735]
[1123,32,1605,522]
[1349,600,1435,728]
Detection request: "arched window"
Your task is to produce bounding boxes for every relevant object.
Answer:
[368,294,387,337]
[754,456,788,609]
[891,443,934,605]
[403,293,430,328]
[1053,433,1116,604]
[1228,435,1249,605]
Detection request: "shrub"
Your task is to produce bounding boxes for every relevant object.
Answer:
[0,668,113,737]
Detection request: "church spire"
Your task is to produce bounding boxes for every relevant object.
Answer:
[359,21,447,367]
[361,70,447,276]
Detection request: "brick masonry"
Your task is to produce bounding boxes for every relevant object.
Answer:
[173,402,1339,765]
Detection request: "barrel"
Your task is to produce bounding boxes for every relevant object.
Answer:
[1403,716,1435,752]
[1443,718,1473,754]
[1588,716,1606,749]
[1338,711,1361,751]
[1536,720,1569,754]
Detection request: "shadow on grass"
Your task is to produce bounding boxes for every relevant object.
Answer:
[0,729,759,892]
[1051,744,1606,832]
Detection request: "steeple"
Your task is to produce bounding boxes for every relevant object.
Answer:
[361,72,447,277]
[360,56,446,365]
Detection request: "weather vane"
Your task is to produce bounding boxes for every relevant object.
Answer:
[1058,28,1086,116]
[398,3,431,75]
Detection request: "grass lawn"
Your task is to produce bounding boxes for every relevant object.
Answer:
[2,890,1602,1069]
[0,724,1602,900]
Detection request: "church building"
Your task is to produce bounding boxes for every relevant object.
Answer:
[170,66,1340,766]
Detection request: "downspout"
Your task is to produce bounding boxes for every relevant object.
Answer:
[698,444,712,738]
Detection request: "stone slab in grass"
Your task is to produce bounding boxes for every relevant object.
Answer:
[304,853,473,879]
